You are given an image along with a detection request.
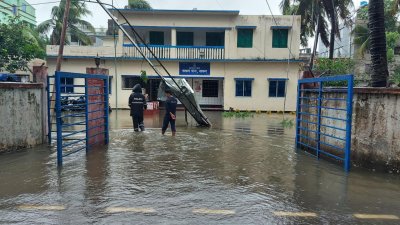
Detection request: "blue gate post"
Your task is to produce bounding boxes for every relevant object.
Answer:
[316,82,323,159]
[344,76,354,172]
[104,78,110,144]
[47,76,52,144]
[55,72,63,166]
[295,82,301,148]
[85,78,90,152]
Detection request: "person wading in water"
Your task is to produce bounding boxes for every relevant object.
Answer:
[129,84,147,132]
[162,89,177,136]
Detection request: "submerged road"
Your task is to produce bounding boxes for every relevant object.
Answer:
[0,111,399,224]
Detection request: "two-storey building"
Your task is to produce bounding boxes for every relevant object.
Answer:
[46,9,303,111]
[0,0,36,27]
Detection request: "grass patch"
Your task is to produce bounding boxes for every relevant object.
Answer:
[223,111,254,118]
[280,118,294,128]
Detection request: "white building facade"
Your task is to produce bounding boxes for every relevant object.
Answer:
[46,9,303,111]
[318,23,354,58]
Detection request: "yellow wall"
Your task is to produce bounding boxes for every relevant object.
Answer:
[47,58,299,111]
[116,13,301,60]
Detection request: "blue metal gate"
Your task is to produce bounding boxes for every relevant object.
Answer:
[295,75,354,172]
[47,71,109,166]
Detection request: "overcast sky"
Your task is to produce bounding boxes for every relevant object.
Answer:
[30,0,363,28]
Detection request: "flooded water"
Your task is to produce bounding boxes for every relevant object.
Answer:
[0,111,399,224]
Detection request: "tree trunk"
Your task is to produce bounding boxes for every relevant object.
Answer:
[310,16,320,70]
[56,0,72,72]
[329,0,335,59]
[368,0,389,87]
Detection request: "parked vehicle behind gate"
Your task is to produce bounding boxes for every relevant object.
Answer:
[0,73,21,82]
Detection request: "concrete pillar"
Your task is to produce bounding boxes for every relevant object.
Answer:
[117,29,124,55]
[33,65,48,143]
[86,67,110,146]
[86,67,109,76]
[171,28,177,58]
[171,28,177,46]
[224,29,230,59]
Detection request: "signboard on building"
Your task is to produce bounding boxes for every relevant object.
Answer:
[179,62,210,75]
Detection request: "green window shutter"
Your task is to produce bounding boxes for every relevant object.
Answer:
[272,29,288,48]
[177,32,194,46]
[149,31,164,45]
[237,29,253,48]
[206,32,225,46]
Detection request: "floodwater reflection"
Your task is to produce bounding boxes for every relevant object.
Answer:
[0,111,399,224]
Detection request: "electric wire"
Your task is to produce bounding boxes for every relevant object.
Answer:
[82,0,210,126]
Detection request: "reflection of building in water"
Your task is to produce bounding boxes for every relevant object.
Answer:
[267,127,284,135]
[293,157,400,216]
[84,147,109,208]
[0,148,48,197]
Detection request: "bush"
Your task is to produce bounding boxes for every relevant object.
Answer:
[0,18,45,72]
[391,66,400,86]
[314,58,355,87]
[223,111,254,118]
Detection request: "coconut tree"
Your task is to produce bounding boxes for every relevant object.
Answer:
[353,0,399,57]
[128,0,152,9]
[280,0,353,59]
[37,0,95,45]
[369,0,389,87]
[352,25,370,58]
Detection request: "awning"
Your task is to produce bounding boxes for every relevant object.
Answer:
[122,75,224,80]
[234,78,255,81]
[236,26,257,29]
[271,26,292,30]
[268,78,289,81]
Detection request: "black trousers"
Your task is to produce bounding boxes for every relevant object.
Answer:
[132,115,144,131]
[162,115,176,132]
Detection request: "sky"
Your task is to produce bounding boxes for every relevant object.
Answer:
[28,0,363,49]
[30,0,363,28]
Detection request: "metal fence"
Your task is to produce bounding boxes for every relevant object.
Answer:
[47,71,109,166]
[295,75,354,172]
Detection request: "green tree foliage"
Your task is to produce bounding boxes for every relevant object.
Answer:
[357,6,369,20]
[352,25,370,57]
[280,0,353,47]
[0,18,45,73]
[314,58,356,86]
[386,31,400,62]
[37,0,95,45]
[128,0,152,9]
[390,65,400,86]
[353,0,400,60]
[314,58,355,75]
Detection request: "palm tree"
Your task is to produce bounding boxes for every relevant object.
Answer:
[369,0,389,87]
[280,0,353,59]
[352,0,398,58]
[37,0,95,45]
[352,25,370,58]
[128,0,152,9]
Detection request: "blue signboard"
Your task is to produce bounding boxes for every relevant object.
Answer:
[179,62,210,75]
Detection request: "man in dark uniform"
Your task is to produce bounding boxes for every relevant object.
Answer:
[162,89,177,136]
[129,84,147,132]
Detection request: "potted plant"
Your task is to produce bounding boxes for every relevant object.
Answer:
[140,70,148,94]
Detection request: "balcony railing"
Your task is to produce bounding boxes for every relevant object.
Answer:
[176,46,225,60]
[123,44,225,60]
[124,45,172,59]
